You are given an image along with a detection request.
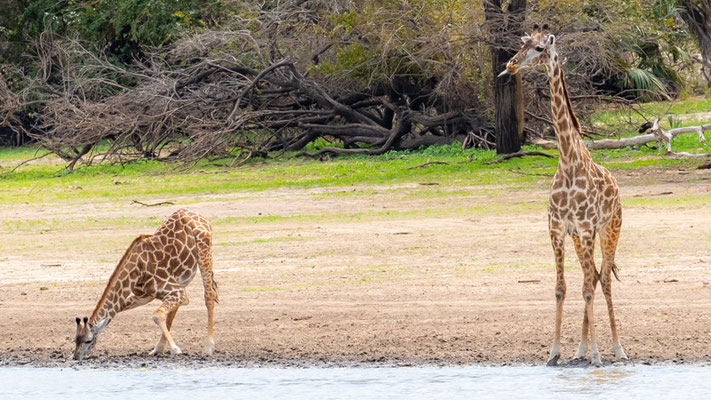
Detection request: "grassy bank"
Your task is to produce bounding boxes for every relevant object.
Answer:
[1,97,710,206]
[0,144,708,206]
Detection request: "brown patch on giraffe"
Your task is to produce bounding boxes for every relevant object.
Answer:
[558,118,569,132]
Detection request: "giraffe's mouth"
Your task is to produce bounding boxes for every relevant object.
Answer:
[498,62,519,77]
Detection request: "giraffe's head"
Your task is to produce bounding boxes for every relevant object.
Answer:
[72,316,98,361]
[498,23,555,77]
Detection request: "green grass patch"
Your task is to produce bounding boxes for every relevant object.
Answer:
[0,143,556,205]
[2,98,710,208]
[623,193,711,209]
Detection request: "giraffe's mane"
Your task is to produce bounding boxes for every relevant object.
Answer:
[557,67,582,137]
[90,234,151,322]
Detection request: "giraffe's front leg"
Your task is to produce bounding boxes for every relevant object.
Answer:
[152,288,189,356]
[149,308,178,356]
[547,227,566,367]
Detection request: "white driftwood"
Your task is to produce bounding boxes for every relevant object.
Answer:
[531,121,711,157]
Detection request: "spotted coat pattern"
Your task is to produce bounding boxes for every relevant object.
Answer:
[503,25,627,366]
[77,209,217,358]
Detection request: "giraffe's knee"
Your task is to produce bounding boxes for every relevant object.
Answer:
[582,287,594,303]
[555,282,566,301]
[152,310,165,326]
[599,273,611,287]
[204,292,216,305]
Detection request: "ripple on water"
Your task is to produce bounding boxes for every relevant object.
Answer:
[1,365,711,399]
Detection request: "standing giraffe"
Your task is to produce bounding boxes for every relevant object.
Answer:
[498,24,627,366]
[72,209,218,361]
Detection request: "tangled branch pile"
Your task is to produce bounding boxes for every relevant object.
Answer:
[0,1,703,168]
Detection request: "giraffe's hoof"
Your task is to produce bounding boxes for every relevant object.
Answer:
[169,346,183,355]
[590,353,602,366]
[614,344,628,361]
[148,348,162,356]
[574,343,588,359]
[204,340,215,356]
[546,354,560,367]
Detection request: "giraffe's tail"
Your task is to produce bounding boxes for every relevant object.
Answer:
[612,262,621,282]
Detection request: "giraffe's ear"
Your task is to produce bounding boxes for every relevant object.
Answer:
[547,35,555,46]
[521,35,531,43]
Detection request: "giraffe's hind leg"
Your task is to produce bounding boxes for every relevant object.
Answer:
[571,236,600,360]
[149,308,179,356]
[152,287,189,355]
[198,243,218,356]
[600,208,627,361]
[575,231,601,366]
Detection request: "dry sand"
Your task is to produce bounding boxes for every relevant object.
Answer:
[1,168,710,367]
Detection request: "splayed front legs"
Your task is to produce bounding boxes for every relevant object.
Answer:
[151,287,189,355]
[149,308,179,356]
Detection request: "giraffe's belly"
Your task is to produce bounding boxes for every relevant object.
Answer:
[175,266,198,287]
[550,192,616,236]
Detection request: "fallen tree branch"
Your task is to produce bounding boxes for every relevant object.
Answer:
[407,161,454,169]
[530,121,711,154]
[484,151,554,165]
[131,200,176,207]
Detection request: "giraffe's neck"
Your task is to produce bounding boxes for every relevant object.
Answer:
[88,282,123,334]
[544,48,591,168]
[87,235,147,334]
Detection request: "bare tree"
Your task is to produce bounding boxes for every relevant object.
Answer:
[485,0,527,154]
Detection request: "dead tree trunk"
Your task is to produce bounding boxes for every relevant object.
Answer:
[485,0,526,154]
[531,120,711,156]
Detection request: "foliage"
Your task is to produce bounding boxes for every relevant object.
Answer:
[1,0,708,164]
[0,0,221,61]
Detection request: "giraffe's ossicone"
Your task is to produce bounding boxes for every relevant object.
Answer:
[73,209,218,361]
[500,23,628,366]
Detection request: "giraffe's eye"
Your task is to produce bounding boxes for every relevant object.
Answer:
[535,46,545,52]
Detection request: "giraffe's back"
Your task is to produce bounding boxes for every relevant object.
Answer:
[135,209,213,293]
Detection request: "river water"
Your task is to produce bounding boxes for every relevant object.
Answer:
[2,364,710,399]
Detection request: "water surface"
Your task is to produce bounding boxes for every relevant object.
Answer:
[2,365,710,399]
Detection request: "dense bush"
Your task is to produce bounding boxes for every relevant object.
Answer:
[0,0,706,161]
[0,0,221,62]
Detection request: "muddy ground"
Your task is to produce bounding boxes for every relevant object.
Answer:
[1,167,710,368]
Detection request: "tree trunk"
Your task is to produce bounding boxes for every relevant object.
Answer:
[484,0,526,154]
[680,0,711,86]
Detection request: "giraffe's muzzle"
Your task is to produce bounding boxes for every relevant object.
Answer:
[499,61,519,77]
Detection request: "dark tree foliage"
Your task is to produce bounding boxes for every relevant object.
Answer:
[0,1,704,165]
[679,0,711,85]
[0,0,220,62]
